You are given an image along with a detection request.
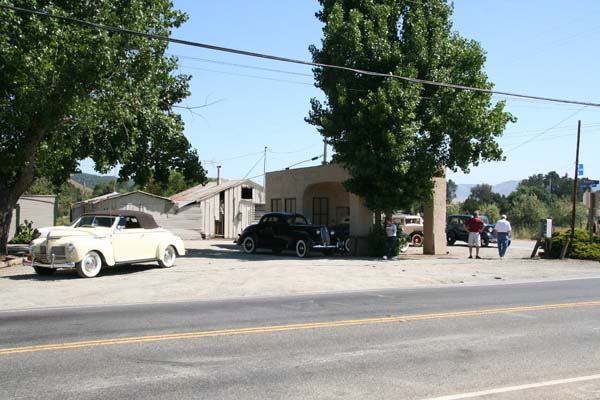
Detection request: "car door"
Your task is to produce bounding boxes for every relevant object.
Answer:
[255,215,277,247]
[112,216,153,262]
[272,215,292,249]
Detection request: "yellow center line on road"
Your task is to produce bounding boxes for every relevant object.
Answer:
[2,300,600,356]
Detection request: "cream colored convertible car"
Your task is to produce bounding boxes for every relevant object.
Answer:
[26,210,185,278]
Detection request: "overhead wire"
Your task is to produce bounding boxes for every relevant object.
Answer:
[178,65,314,87]
[242,153,265,180]
[2,4,600,108]
[504,107,588,153]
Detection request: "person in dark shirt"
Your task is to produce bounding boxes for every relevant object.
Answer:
[464,211,485,259]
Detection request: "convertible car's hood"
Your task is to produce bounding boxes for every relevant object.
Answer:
[46,227,112,239]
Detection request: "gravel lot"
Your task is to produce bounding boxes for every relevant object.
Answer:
[1,239,599,311]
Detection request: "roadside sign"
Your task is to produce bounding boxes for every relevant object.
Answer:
[580,179,599,191]
[578,164,584,176]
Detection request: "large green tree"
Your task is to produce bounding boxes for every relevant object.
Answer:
[307,0,514,215]
[519,171,577,200]
[0,1,206,253]
[446,178,457,204]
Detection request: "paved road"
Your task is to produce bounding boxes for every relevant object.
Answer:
[3,278,600,399]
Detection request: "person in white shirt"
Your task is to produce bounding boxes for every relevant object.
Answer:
[383,216,397,260]
[494,214,512,259]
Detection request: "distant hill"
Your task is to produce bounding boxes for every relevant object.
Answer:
[71,173,132,189]
[454,180,519,202]
[67,179,93,197]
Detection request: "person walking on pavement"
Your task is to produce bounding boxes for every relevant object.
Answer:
[495,214,512,259]
[383,216,397,260]
[465,211,485,259]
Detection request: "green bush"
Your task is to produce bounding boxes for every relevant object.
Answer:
[367,227,408,257]
[549,229,600,261]
[8,220,35,244]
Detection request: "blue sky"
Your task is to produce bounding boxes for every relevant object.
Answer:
[83,1,600,186]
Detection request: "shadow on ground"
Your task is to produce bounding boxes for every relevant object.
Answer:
[3,263,159,281]
[184,243,358,261]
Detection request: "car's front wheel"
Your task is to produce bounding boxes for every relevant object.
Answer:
[33,266,56,276]
[76,251,102,278]
[481,234,490,247]
[158,245,177,268]
[411,233,423,247]
[447,232,456,246]
[344,237,352,253]
[295,239,310,258]
[242,236,257,254]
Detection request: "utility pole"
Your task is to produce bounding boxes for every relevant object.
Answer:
[570,120,582,243]
[322,139,327,165]
[263,146,267,189]
[561,121,582,259]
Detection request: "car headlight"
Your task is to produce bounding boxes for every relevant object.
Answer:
[315,229,321,235]
[67,243,76,254]
[330,230,335,235]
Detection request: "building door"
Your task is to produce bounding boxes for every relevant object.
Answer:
[312,197,329,226]
[215,192,225,237]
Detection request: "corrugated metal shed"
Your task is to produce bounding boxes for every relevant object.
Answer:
[10,195,57,239]
[169,179,265,239]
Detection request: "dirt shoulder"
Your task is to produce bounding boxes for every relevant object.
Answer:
[0,239,599,311]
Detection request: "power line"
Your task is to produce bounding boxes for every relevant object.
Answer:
[3,4,600,108]
[170,53,313,78]
[178,65,314,87]
[504,107,588,153]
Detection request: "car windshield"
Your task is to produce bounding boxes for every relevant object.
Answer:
[286,215,308,225]
[480,216,490,224]
[74,216,117,228]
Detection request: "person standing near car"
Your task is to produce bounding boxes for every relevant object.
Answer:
[464,211,484,259]
[383,216,397,260]
[494,214,512,259]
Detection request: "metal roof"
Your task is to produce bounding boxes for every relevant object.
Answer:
[169,179,263,206]
[73,190,173,206]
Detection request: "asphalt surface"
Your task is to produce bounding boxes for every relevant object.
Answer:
[2,279,600,399]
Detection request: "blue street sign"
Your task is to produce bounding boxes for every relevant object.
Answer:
[580,179,598,190]
[578,164,584,176]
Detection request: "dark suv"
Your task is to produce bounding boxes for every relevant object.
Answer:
[236,212,339,258]
[446,214,496,247]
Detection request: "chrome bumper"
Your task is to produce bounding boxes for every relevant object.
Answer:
[24,254,76,269]
[312,244,338,250]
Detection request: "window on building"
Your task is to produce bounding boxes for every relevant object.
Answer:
[241,187,253,200]
[312,197,329,226]
[284,198,296,213]
[271,198,282,212]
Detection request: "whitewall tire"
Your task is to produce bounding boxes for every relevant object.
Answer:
[159,245,177,268]
[295,239,310,258]
[76,251,103,278]
[242,236,256,254]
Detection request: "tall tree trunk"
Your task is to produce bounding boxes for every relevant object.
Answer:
[0,125,44,255]
[0,190,18,255]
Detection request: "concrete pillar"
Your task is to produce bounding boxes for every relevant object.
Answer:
[348,193,373,256]
[423,177,447,255]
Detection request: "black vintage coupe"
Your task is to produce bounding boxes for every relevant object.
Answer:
[235,212,339,258]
